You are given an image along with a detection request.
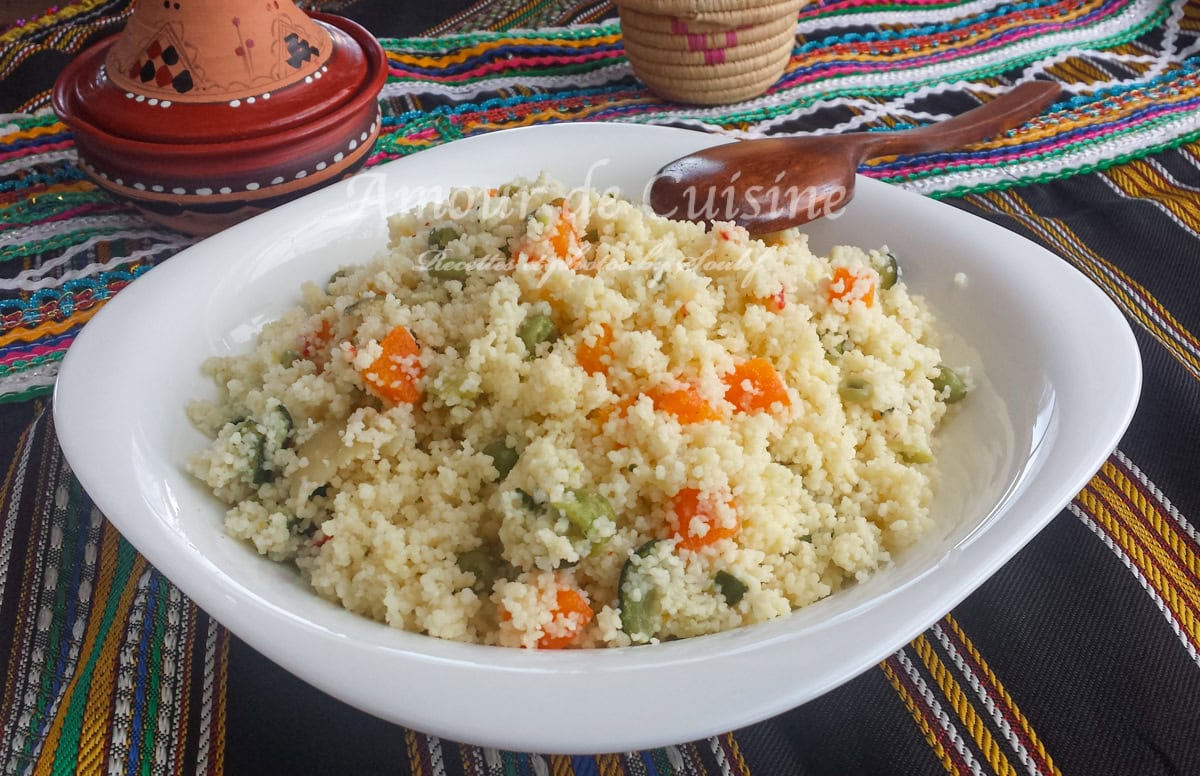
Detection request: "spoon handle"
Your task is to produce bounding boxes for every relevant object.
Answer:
[861,81,1061,159]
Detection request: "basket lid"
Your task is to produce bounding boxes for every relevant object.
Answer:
[55,3,376,145]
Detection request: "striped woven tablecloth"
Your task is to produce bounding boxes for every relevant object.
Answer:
[3,0,1199,772]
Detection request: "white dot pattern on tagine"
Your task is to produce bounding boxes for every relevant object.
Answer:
[79,116,379,197]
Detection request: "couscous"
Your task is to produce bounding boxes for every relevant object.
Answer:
[187,176,968,648]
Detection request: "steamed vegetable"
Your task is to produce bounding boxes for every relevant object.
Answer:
[362,325,423,404]
[619,541,663,643]
[932,365,968,403]
[671,489,740,551]
[724,358,790,413]
[827,267,876,307]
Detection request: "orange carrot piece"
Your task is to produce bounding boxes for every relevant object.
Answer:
[548,203,580,268]
[536,587,594,649]
[577,324,614,376]
[671,489,740,551]
[827,267,875,307]
[361,325,424,405]
[650,384,720,424]
[723,358,791,413]
[590,394,637,431]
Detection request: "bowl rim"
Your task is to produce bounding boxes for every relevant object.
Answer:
[52,122,1143,753]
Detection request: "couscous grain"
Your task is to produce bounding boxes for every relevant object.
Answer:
[188,176,968,648]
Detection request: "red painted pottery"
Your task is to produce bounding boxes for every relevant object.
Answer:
[53,1,387,236]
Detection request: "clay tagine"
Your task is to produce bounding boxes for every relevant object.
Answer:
[53,0,387,236]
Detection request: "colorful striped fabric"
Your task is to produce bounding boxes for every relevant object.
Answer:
[2,0,1200,773]
[6,0,1200,401]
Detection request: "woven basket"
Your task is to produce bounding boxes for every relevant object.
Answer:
[616,0,802,104]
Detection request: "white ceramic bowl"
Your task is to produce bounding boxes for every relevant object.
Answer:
[53,123,1141,754]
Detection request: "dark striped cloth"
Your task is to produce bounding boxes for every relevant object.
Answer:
[2,0,1199,773]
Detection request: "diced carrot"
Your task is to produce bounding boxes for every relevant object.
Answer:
[577,324,613,376]
[723,358,791,414]
[590,394,637,430]
[827,267,875,307]
[670,489,740,551]
[548,203,581,268]
[361,325,424,405]
[650,384,720,424]
[300,319,332,360]
[536,587,594,649]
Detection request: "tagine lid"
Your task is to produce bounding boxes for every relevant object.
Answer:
[55,0,382,145]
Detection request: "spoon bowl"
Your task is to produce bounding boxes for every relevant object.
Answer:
[649,81,1061,233]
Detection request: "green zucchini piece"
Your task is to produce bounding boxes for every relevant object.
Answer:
[482,441,519,482]
[899,446,934,465]
[931,365,968,404]
[518,313,558,358]
[428,226,461,251]
[552,489,615,545]
[874,250,900,290]
[273,403,293,443]
[714,570,748,606]
[515,489,542,513]
[838,376,873,403]
[235,422,271,485]
[428,257,468,282]
[619,540,663,643]
[456,547,502,595]
[326,268,350,291]
[344,294,385,317]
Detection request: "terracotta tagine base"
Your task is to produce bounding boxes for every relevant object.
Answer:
[53,1,387,236]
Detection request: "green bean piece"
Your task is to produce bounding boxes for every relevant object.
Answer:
[280,349,300,367]
[838,376,874,403]
[483,441,519,482]
[310,484,330,499]
[428,226,461,251]
[457,548,502,595]
[619,541,663,643]
[875,251,900,290]
[932,365,968,403]
[518,313,558,357]
[714,570,749,606]
[552,489,615,544]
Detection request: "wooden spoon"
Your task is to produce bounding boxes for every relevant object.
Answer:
[648,81,1061,234]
